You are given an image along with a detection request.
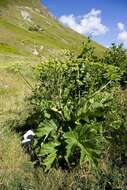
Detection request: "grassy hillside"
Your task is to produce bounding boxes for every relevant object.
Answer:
[4,2,127,190]
[0,0,104,57]
[0,3,106,188]
[0,0,105,122]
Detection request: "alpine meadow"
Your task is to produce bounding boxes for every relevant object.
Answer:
[0,0,127,190]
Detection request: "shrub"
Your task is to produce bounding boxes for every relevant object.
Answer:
[28,24,43,32]
[102,43,127,88]
[29,42,122,171]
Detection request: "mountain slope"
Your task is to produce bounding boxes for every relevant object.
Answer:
[0,2,105,180]
[0,0,105,127]
[0,0,104,60]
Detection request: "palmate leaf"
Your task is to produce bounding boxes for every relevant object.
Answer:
[64,131,79,161]
[36,119,58,139]
[64,129,101,168]
[40,141,60,171]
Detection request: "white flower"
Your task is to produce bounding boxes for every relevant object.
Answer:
[22,130,35,144]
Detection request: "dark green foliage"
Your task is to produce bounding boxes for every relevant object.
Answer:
[102,43,127,88]
[28,24,43,32]
[102,43,127,67]
[29,41,123,172]
[20,40,127,189]
[78,37,99,62]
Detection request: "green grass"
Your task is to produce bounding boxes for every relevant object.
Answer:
[0,1,106,189]
[0,2,105,58]
[0,43,23,55]
[0,71,29,124]
[0,0,41,7]
[0,127,39,190]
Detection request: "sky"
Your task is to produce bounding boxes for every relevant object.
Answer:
[42,0,127,47]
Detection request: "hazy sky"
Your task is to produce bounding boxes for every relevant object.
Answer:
[43,0,127,47]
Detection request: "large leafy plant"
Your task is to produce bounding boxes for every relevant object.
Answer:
[102,43,127,88]
[31,42,122,171]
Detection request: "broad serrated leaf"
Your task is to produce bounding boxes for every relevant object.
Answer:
[64,129,100,168]
[64,131,79,162]
[36,120,58,138]
[43,152,57,171]
[40,142,60,155]
[40,141,60,170]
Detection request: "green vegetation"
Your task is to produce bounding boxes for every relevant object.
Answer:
[31,43,120,171]
[0,0,105,131]
[0,0,104,59]
[102,43,127,88]
[1,1,127,190]
[6,41,125,190]
[1,39,127,189]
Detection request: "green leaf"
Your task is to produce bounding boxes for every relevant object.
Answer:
[64,128,101,168]
[36,120,58,138]
[63,105,71,121]
[91,102,103,109]
[44,112,51,119]
[40,141,60,170]
[64,131,79,162]
[43,152,57,171]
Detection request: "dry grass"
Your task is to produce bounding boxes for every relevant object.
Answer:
[0,128,35,189]
[0,69,34,189]
[0,69,32,128]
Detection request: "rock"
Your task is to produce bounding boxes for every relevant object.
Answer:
[21,10,32,22]
[32,48,39,56]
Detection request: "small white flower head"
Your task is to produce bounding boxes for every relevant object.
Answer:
[22,130,35,144]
